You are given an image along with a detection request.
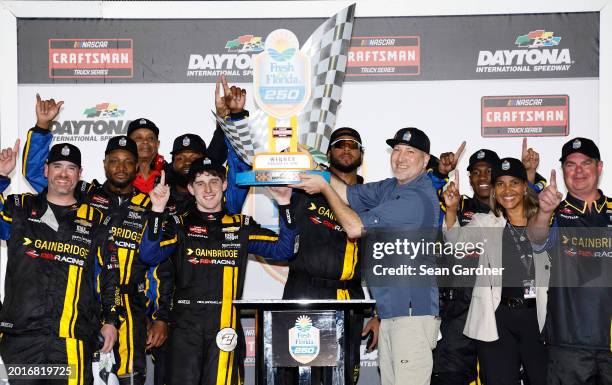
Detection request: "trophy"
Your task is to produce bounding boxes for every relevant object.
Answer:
[215,4,356,185]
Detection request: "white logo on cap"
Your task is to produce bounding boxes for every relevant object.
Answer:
[501,160,510,171]
[572,139,581,149]
[477,150,485,159]
[402,131,412,142]
[61,145,70,156]
[203,158,212,165]
[139,119,147,125]
[119,137,127,147]
[183,136,190,147]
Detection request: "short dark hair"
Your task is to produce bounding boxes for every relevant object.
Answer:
[188,169,226,184]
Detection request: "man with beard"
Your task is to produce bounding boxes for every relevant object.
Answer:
[277,127,366,385]
[0,139,120,385]
[22,95,170,385]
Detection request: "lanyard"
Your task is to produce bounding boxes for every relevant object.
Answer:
[506,223,534,276]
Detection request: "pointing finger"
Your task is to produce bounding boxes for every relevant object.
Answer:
[550,169,557,190]
[221,74,230,93]
[455,141,466,159]
[12,139,20,155]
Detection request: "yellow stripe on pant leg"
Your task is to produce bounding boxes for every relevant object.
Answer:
[59,265,79,338]
[226,268,239,385]
[69,268,83,337]
[66,338,83,385]
[117,294,134,375]
[339,240,356,281]
[217,266,234,385]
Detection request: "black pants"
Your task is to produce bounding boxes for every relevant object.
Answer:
[432,289,477,385]
[0,333,93,385]
[476,306,547,385]
[548,346,612,385]
[166,321,245,385]
[150,342,168,385]
[277,271,364,385]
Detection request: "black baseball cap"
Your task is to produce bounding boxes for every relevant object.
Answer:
[559,137,600,162]
[188,157,226,183]
[386,127,430,154]
[467,149,500,171]
[127,118,159,138]
[47,143,81,167]
[492,157,527,182]
[105,136,138,160]
[328,127,363,152]
[171,134,207,155]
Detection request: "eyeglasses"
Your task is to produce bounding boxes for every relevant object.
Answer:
[331,139,362,150]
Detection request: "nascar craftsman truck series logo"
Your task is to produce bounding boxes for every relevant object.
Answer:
[481,95,569,137]
[476,30,572,74]
[48,39,133,78]
[187,34,264,78]
[347,36,420,77]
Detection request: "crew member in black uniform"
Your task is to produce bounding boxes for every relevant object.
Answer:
[276,127,364,385]
[21,95,170,384]
[140,158,299,385]
[528,137,612,384]
[432,148,500,385]
[147,79,250,385]
[0,141,120,385]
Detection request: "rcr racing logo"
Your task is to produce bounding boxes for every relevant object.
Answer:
[476,30,573,73]
[187,34,264,78]
[51,102,131,142]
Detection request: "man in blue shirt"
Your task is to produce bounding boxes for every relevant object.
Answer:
[294,127,441,385]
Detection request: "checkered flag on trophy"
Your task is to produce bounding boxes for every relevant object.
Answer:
[215,3,356,165]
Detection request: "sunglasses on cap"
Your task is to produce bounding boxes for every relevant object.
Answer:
[330,139,362,150]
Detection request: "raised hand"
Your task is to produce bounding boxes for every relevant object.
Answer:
[0,139,20,177]
[215,75,246,117]
[35,93,64,129]
[442,171,461,211]
[538,169,563,214]
[438,141,466,175]
[521,138,540,181]
[150,171,170,213]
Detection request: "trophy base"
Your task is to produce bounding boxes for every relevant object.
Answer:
[236,170,330,186]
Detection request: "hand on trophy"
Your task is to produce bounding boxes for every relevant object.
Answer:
[290,173,328,195]
[215,75,246,117]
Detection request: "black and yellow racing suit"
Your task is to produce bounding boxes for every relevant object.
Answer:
[23,127,169,384]
[0,179,120,385]
[139,203,299,385]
